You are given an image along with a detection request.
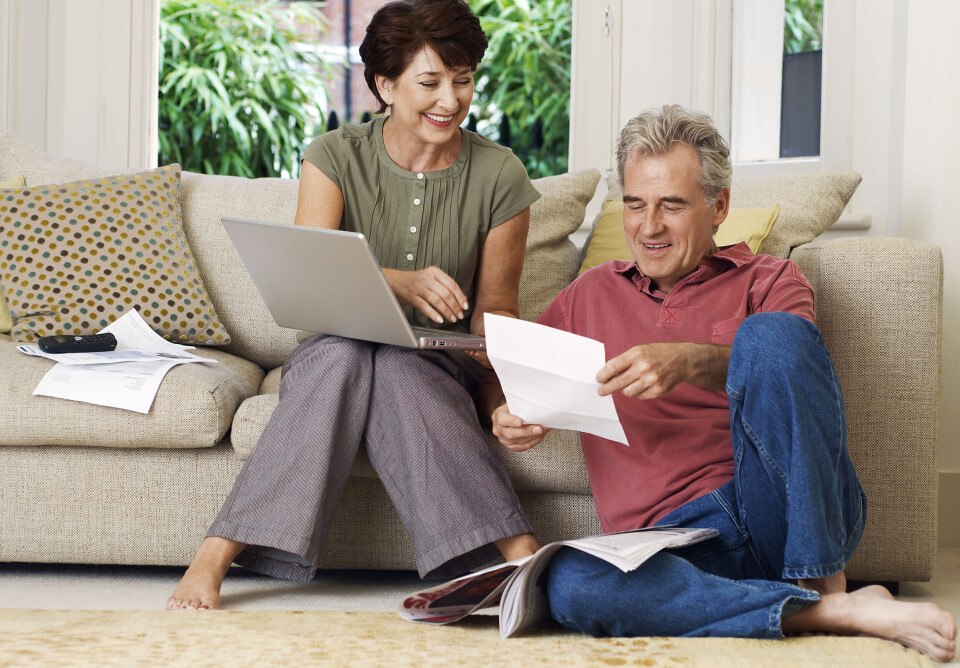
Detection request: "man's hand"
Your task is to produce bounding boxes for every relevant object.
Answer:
[384,266,469,325]
[597,342,731,399]
[491,402,551,452]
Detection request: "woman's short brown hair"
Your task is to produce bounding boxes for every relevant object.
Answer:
[359,0,488,114]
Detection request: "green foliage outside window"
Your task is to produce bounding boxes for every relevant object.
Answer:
[470,0,572,178]
[784,0,823,54]
[158,0,573,180]
[158,0,333,178]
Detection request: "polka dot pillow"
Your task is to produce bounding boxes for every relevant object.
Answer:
[0,164,230,345]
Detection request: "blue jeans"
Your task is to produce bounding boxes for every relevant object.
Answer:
[546,313,867,639]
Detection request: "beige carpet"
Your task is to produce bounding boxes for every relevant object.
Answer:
[0,609,933,667]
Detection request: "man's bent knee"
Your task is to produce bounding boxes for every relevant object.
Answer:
[730,313,825,383]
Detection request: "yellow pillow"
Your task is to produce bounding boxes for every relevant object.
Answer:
[0,175,25,333]
[579,200,781,275]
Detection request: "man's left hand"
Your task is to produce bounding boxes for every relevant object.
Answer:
[597,342,730,399]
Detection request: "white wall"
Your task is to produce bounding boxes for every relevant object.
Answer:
[901,0,960,544]
[0,0,159,171]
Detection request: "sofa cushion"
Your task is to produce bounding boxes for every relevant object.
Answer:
[0,338,263,448]
[0,165,231,345]
[579,200,780,274]
[520,169,601,321]
[600,170,861,260]
[731,172,861,258]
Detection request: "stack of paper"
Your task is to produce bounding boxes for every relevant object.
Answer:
[17,309,216,413]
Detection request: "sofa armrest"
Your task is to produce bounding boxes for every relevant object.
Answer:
[790,237,942,582]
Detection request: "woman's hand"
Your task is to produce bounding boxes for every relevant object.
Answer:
[383,266,469,325]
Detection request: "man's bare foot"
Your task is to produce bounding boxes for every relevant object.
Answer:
[165,537,246,611]
[799,571,847,595]
[783,584,958,662]
[494,533,540,562]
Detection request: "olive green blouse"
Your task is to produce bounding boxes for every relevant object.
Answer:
[300,116,540,334]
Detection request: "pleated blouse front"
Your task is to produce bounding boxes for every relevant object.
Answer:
[301,116,540,332]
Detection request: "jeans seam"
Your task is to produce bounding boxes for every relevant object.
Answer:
[782,488,866,579]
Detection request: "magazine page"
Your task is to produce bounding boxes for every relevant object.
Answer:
[397,558,529,625]
[561,527,720,572]
[499,527,719,638]
[398,527,720,636]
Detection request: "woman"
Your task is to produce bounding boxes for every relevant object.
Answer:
[167,0,541,610]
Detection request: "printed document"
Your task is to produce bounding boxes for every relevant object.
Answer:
[483,313,628,445]
[25,309,216,413]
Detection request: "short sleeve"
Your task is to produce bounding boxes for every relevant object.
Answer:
[753,260,816,324]
[536,285,572,332]
[490,152,541,228]
[301,133,343,191]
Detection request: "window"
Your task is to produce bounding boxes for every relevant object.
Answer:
[731,0,824,165]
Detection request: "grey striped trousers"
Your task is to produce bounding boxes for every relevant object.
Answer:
[208,335,533,581]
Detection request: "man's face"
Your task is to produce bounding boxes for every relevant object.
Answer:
[621,143,729,294]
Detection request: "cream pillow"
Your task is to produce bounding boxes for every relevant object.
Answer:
[579,199,780,275]
[0,174,26,332]
[520,169,602,320]
[0,165,230,344]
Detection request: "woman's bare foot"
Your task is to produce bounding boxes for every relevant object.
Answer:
[783,584,958,662]
[494,533,540,562]
[165,537,246,610]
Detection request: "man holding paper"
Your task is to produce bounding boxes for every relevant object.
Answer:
[485,105,956,661]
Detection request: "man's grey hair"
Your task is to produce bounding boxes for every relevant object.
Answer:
[616,104,732,205]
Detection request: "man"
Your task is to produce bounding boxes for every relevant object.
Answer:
[484,105,956,662]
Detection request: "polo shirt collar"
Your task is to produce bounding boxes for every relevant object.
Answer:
[614,241,754,296]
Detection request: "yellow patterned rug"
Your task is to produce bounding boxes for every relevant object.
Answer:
[0,609,933,667]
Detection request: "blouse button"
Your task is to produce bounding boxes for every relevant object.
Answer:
[410,226,417,233]
[406,253,414,261]
[413,198,421,206]
[417,173,424,180]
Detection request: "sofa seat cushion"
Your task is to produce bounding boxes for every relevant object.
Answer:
[0,338,263,448]
[231,386,591,495]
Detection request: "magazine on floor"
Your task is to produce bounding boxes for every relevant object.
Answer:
[397,526,718,638]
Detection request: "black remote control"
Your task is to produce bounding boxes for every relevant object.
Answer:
[37,333,118,353]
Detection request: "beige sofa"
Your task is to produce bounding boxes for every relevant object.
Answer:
[0,129,942,584]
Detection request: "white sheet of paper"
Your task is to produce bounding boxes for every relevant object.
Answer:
[484,313,629,445]
[32,359,181,414]
[100,309,207,359]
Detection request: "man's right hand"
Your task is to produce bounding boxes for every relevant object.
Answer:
[492,402,550,452]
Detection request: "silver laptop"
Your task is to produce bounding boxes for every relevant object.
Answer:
[222,218,486,350]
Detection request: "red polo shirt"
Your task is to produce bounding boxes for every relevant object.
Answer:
[536,242,815,532]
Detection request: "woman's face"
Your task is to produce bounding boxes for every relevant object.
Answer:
[376,47,474,147]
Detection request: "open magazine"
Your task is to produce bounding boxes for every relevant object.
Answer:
[398,527,718,638]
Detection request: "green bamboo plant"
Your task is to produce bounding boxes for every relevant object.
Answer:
[470,0,572,178]
[158,0,333,178]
